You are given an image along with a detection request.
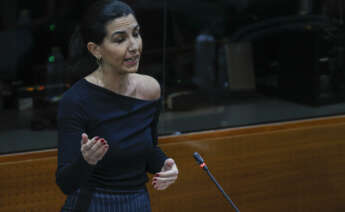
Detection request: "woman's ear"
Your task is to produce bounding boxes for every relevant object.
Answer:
[87,42,102,59]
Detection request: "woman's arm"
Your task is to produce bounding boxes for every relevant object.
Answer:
[138,74,179,189]
[55,94,108,195]
[141,76,169,173]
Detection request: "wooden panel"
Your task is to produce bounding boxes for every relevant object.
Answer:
[1,116,345,211]
[0,149,57,163]
[0,157,65,212]
[159,115,345,143]
[149,120,345,212]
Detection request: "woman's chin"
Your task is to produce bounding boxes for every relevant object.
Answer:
[117,68,138,75]
[125,65,140,73]
[127,67,139,73]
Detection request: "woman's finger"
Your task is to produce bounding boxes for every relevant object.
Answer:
[153,176,177,182]
[153,158,178,191]
[152,178,176,184]
[91,136,100,141]
[154,181,167,190]
[90,138,104,151]
[81,133,89,145]
[158,184,170,190]
[81,137,101,163]
[153,181,175,190]
[92,141,109,160]
[161,158,176,172]
[153,177,176,187]
[154,182,171,190]
[83,140,99,157]
[155,168,178,178]
[83,139,108,165]
[82,137,98,152]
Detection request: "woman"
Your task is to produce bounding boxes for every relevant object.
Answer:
[56,0,179,211]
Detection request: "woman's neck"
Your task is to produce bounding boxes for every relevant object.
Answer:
[93,66,133,96]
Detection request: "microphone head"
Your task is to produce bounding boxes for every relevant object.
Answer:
[193,152,204,164]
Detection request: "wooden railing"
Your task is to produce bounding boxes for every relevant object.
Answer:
[1,115,345,211]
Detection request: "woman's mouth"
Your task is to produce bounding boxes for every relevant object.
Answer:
[124,55,139,67]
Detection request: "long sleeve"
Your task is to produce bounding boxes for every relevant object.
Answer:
[146,99,168,174]
[55,95,94,195]
[56,79,167,192]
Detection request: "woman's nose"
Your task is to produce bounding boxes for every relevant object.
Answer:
[128,37,139,53]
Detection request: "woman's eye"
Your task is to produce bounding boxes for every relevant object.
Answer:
[113,37,125,43]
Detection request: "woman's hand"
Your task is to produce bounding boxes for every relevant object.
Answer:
[152,158,179,190]
[80,133,109,165]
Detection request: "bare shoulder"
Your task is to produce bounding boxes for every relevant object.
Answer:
[132,74,161,100]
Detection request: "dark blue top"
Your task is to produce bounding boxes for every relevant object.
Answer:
[56,79,168,195]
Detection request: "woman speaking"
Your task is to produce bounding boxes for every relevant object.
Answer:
[55,1,178,211]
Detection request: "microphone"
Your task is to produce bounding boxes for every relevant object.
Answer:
[193,152,208,170]
[193,152,240,212]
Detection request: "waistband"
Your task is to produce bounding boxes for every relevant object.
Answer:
[92,185,147,195]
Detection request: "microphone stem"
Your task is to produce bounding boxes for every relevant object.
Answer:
[205,169,240,212]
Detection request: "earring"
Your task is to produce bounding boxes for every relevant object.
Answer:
[96,57,103,67]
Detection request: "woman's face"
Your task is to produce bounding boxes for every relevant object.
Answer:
[99,14,142,74]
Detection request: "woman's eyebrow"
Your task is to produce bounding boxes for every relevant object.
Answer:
[111,31,126,38]
[111,25,140,38]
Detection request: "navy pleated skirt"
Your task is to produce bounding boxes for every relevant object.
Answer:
[60,187,151,212]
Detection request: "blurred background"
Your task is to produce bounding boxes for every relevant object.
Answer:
[1,0,345,154]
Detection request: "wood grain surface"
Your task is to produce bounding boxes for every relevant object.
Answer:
[1,115,345,211]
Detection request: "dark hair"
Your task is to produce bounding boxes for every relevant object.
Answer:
[68,0,135,82]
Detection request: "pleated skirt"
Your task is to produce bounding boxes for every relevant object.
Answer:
[60,187,151,212]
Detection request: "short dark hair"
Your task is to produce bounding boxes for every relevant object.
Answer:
[68,0,135,81]
[81,0,134,46]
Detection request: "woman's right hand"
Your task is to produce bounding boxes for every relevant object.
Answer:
[80,133,109,165]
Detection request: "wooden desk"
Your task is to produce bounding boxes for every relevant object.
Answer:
[1,116,345,211]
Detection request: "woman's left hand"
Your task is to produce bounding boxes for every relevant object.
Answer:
[152,158,179,190]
